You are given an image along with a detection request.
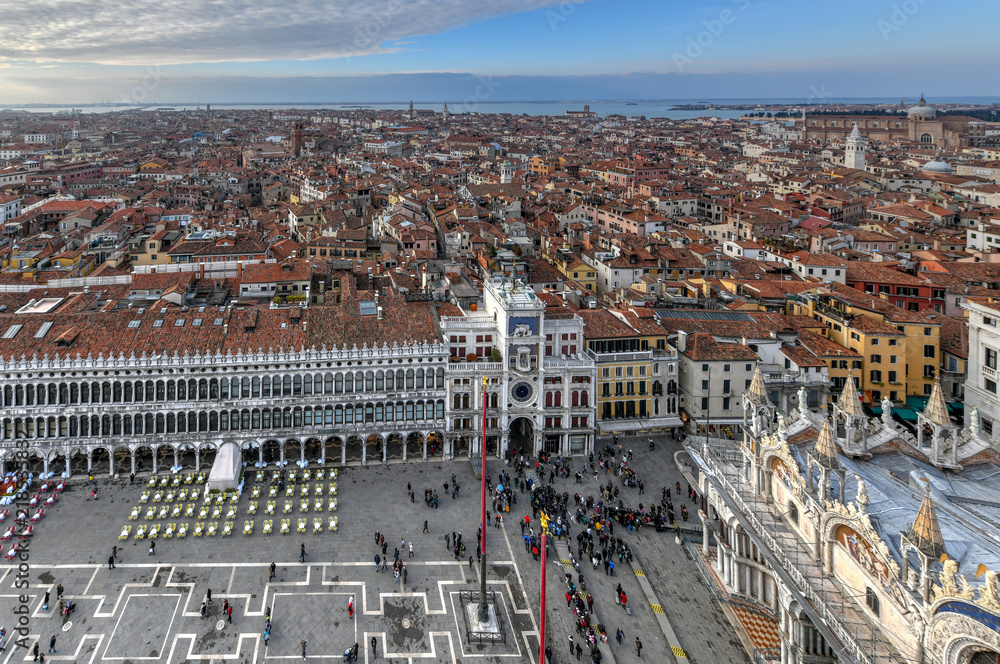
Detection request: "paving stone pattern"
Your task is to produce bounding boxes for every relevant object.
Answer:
[0,434,746,664]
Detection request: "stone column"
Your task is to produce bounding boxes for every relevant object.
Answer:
[87,451,93,472]
[108,452,114,477]
[382,441,387,464]
[195,448,201,472]
[362,442,367,466]
[732,554,741,594]
[279,444,285,465]
[152,450,158,474]
[300,442,305,464]
[422,437,427,461]
[130,451,136,476]
[43,456,49,475]
[174,447,179,470]
[66,455,71,477]
[702,520,710,556]
[258,446,263,466]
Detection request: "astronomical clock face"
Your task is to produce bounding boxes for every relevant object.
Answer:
[511,381,533,403]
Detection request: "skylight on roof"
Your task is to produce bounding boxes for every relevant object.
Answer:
[192,318,202,326]
[153,320,164,327]
[2,324,23,339]
[213,317,223,326]
[127,320,141,329]
[174,319,185,327]
[34,321,54,339]
[359,301,377,316]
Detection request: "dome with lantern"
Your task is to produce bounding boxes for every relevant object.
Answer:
[907,95,937,119]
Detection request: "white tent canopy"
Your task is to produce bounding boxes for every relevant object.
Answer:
[206,442,241,492]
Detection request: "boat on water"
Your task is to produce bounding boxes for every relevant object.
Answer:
[624,101,638,106]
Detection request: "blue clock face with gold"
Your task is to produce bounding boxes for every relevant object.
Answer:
[512,382,533,403]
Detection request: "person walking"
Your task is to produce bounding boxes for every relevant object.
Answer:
[43,591,49,610]
[32,642,39,661]
[371,636,378,658]
[374,554,381,572]
[148,540,155,555]
[615,628,623,645]
[574,642,582,661]
[423,520,428,533]
[299,543,306,563]
[348,597,354,619]
[108,555,115,570]
[568,635,574,655]
[269,562,276,581]
[301,639,307,661]
[48,635,56,654]
[635,637,642,657]
[545,645,552,663]
[112,545,118,559]
[227,604,233,624]
[408,542,413,558]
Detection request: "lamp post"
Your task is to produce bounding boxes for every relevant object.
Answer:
[478,375,490,623]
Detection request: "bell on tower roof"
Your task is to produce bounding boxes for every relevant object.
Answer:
[745,364,769,406]
[838,373,864,418]
[923,380,951,427]
[905,484,947,560]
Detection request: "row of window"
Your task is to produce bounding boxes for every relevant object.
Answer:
[1,369,446,407]
[1,401,448,440]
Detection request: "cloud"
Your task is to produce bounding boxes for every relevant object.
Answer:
[0,0,573,65]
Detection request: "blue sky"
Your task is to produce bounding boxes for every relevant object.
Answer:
[0,0,996,104]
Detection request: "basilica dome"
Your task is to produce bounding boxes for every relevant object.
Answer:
[908,96,937,118]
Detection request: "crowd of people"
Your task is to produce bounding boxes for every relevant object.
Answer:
[498,439,685,662]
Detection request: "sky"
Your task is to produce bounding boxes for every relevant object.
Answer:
[0,0,997,105]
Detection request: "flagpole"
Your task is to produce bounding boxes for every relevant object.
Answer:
[478,376,490,623]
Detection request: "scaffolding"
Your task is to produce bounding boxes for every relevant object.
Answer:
[689,437,913,664]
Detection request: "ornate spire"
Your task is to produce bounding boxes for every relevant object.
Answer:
[838,373,864,418]
[923,380,951,427]
[813,420,840,469]
[906,485,947,560]
[745,364,769,406]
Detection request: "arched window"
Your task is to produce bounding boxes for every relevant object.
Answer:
[865,587,880,617]
[970,651,1000,664]
[787,502,799,525]
[894,122,902,128]
[545,392,553,408]
[571,391,579,407]
[871,122,878,128]
[920,132,933,144]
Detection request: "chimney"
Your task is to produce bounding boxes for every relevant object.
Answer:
[677,330,688,353]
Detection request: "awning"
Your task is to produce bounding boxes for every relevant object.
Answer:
[892,407,919,422]
[597,417,683,434]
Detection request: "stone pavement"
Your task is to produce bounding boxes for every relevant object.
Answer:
[0,435,747,664]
